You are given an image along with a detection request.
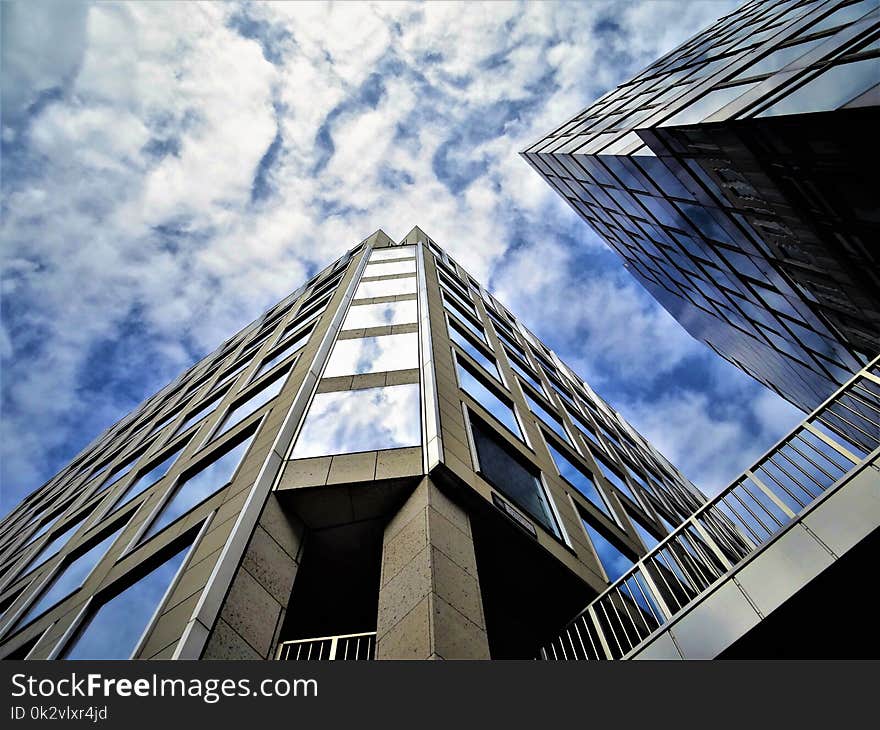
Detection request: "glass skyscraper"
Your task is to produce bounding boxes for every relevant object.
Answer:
[524,0,879,412]
[0,229,712,660]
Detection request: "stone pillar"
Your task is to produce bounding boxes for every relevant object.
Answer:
[202,493,305,659]
[376,477,490,659]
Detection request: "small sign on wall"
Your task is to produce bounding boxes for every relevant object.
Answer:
[492,493,537,539]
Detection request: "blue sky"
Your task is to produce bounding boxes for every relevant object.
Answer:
[0,0,803,515]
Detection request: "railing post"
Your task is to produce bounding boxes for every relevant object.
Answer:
[745,470,797,520]
[690,516,734,572]
[587,606,615,660]
[328,636,338,661]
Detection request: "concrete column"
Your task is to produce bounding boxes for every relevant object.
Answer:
[201,494,305,659]
[376,477,490,659]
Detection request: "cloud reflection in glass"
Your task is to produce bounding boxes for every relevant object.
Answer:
[291,384,421,458]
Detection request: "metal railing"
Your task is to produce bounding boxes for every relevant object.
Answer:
[276,631,376,660]
[539,358,880,660]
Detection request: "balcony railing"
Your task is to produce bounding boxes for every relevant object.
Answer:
[276,632,376,660]
[539,357,880,660]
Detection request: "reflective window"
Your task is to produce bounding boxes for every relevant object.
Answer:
[449,322,499,380]
[342,300,418,331]
[507,353,542,393]
[251,336,304,383]
[581,519,633,582]
[525,392,571,445]
[369,246,415,261]
[211,372,288,440]
[595,456,640,505]
[141,434,255,542]
[15,527,123,631]
[173,391,226,437]
[629,513,661,551]
[98,451,142,493]
[445,308,487,344]
[355,276,417,299]
[115,442,187,509]
[324,333,419,377]
[758,57,879,117]
[211,360,249,392]
[64,542,191,660]
[470,418,559,536]
[457,362,522,438]
[291,384,421,458]
[365,259,416,277]
[273,324,313,356]
[20,513,90,576]
[659,81,759,127]
[546,442,616,520]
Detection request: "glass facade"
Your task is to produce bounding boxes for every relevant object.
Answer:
[524,0,879,412]
[64,542,191,659]
[0,231,718,660]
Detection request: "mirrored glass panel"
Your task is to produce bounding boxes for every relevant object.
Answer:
[369,246,415,261]
[19,513,90,577]
[141,434,255,542]
[449,321,499,380]
[365,260,416,277]
[457,362,522,439]
[291,384,421,458]
[342,300,418,331]
[64,542,191,660]
[15,527,123,631]
[546,442,617,521]
[470,418,559,536]
[251,337,304,383]
[173,392,225,437]
[525,392,571,444]
[324,332,419,377]
[581,519,633,582]
[115,442,188,509]
[211,372,288,440]
[355,276,417,299]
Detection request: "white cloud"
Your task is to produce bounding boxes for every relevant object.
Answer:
[2,0,789,514]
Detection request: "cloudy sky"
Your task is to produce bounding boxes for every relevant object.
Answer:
[0,0,804,515]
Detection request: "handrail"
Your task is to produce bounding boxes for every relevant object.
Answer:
[276,631,376,660]
[539,356,880,660]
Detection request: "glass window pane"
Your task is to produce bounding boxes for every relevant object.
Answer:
[369,246,415,261]
[446,308,487,344]
[581,519,633,582]
[342,300,418,330]
[173,393,224,436]
[470,418,558,536]
[449,322,499,380]
[20,514,89,576]
[596,456,640,505]
[546,443,616,520]
[508,354,543,392]
[15,528,123,630]
[525,393,571,444]
[291,384,421,458]
[457,362,522,439]
[211,373,288,440]
[355,276,417,299]
[630,513,661,551]
[758,57,880,117]
[141,434,255,542]
[116,443,187,509]
[252,336,305,382]
[365,259,416,277]
[64,542,190,659]
[98,452,141,493]
[324,333,419,377]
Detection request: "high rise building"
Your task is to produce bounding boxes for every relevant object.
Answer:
[0,228,712,661]
[523,0,879,412]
